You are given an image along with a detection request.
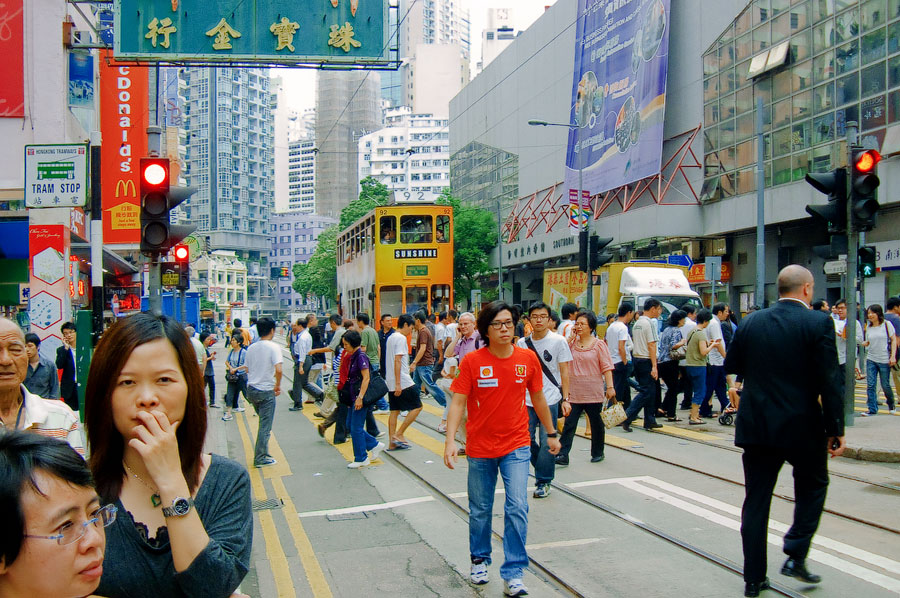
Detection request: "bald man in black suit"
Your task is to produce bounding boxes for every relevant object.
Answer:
[724,265,845,597]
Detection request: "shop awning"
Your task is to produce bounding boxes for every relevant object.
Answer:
[70,243,139,277]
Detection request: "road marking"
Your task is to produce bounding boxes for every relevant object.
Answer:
[272,477,334,598]
[234,412,296,598]
[527,538,601,550]
[607,476,900,593]
[295,402,381,464]
[631,418,719,440]
[298,495,437,517]
[373,413,449,457]
[568,476,652,488]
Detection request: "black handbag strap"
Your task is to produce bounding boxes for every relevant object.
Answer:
[524,337,560,391]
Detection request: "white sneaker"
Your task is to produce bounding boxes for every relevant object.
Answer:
[437,422,447,433]
[504,578,528,596]
[370,442,386,461]
[347,458,370,469]
[373,409,389,415]
[470,561,489,585]
[234,407,246,412]
[400,410,409,417]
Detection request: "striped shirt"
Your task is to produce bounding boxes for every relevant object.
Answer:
[18,386,85,455]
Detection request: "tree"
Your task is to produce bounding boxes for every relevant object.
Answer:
[339,176,390,230]
[436,188,498,307]
[292,224,338,300]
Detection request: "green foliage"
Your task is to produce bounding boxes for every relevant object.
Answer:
[200,297,217,311]
[292,225,338,299]
[436,189,498,304]
[339,176,390,230]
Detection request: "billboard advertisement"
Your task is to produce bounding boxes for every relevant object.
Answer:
[0,0,24,117]
[564,0,671,199]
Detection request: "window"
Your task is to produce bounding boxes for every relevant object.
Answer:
[379,215,396,244]
[405,286,428,315]
[400,215,433,244]
[380,285,403,316]
[436,214,450,243]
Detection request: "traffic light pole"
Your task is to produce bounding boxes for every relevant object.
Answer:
[148,255,162,315]
[844,121,859,428]
[90,134,104,343]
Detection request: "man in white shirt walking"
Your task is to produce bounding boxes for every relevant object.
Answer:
[558,303,578,340]
[245,317,283,467]
[622,299,664,432]
[386,314,422,450]
[605,303,634,409]
[702,303,730,418]
[289,317,324,411]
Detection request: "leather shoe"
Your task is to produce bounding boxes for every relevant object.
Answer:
[317,424,325,438]
[288,406,302,411]
[744,578,770,597]
[622,422,633,432]
[590,455,605,463]
[644,423,664,430]
[781,558,821,584]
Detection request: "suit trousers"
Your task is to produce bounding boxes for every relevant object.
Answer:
[740,444,829,583]
[624,358,659,427]
[612,361,631,410]
[293,356,324,408]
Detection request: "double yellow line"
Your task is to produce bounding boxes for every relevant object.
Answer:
[234,408,333,598]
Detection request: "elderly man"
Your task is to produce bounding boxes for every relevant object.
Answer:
[0,318,83,453]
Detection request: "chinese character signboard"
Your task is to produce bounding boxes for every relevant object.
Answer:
[564,0,671,197]
[24,145,88,208]
[99,49,148,244]
[114,0,392,67]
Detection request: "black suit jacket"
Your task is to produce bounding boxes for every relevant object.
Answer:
[724,299,844,449]
[56,345,77,399]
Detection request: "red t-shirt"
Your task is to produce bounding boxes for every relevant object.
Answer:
[450,346,543,458]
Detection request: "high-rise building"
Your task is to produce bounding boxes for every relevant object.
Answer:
[314,70,382,219]
[268,211,336,314]
[477,7,521,74]
[179,67,275,256]
[288,140,317,213]
[358,107,450,201]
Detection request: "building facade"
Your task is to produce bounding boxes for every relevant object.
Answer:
[268,211,336,314]
[192,250,248,312]
[451,0,900,311]
[288,140,317,213]
[477,7,521,75]
[358,107,450,200]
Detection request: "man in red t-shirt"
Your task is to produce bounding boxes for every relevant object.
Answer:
[445,301,560,597]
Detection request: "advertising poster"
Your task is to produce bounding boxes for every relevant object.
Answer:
[68,50,95,108]
[0,0,24,117]
[564,0,671,196]
[568,189,590,235]
[99,49,148,244]
[28,225,72,361]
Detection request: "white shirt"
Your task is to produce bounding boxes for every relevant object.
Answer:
[517,331,572,406]
[446,322,459,340]
[249,325,259,344]
[385,331,414,391]
[632,316,658,359]
[605,320,632,364]
[189,336,205,368]
[434,322,448,347]
[865,321,895,364]
[245,339,283,391]
[679,318,698,361]
[294,329,312,363]
[558,319,575,340]
[834,319,863,365]
[706,317,726,366]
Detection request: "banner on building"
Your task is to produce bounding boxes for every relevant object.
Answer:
[568,188,590,235]
[564,0,671,196]
[99,49,148,244]
[68,50,95,108]
[0,0,24,117]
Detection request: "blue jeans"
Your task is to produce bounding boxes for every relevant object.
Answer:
[467,445,530,581]
[702,364,729,415]
[686,366,707,406]
[413,365,447,406]
[246,387,276,464]
[527,404,558,485]
[866,360,895,413]
[625,358,658,427]
[346,404,379,462]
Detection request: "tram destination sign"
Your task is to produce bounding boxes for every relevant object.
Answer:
[395,249,437,259]
[25,144,88,208]
[114,0,392,67]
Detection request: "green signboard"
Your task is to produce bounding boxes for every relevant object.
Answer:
[406,265,428,277]
[114,0,393,67]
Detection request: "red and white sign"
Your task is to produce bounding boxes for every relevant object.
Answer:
[0,1,24,118]
[28,225,72,359]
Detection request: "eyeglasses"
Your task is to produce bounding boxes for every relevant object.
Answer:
[529,314,548,321]
[489,319,515,330]
[25,504,117,546]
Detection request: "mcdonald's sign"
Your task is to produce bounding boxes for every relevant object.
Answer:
[99,49,147,244]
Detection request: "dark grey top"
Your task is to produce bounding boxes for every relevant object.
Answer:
[96,454,252,598]
[23,356,60,399]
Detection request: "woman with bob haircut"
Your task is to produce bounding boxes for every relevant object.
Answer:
[0,431,113,598]
[85,313,252,597]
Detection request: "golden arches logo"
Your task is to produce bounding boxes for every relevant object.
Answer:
[115,179,136,198]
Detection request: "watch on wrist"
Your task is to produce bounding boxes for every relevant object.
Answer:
[546,432,558,438]
[161,496,194,518]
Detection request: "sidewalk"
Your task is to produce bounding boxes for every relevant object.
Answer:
[842,383,900,462]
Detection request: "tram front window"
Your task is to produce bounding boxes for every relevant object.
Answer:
[400,215,433,244]
[431,284,450,313]
[380,216,396,244]
[405,286,428,314]
[380,286,402,318]
[436,215,450,243]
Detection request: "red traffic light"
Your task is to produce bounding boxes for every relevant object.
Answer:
[854,150,881,173]
[140,158,170,191]
[173,244,189,261]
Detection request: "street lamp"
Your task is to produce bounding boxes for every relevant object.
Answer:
[528,118,592,311]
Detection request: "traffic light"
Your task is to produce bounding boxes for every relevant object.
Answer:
[173,244,190,289]
[850,148,881,231]
[806,167,848,259]
[859,245,877,278]
[139,157,197,254]
[578,229,589,272]
[590,235,614,267]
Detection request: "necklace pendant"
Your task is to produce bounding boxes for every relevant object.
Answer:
[151,493,161,507]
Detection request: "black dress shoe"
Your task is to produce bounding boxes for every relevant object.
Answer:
[590,455,605,463]
[781,558,821,584]
[555,455,569,466]
[622,422,633,432]
[644,422,664,430]
[288,406,302,411]
[744,578,770,597]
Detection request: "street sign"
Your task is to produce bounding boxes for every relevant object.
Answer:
[114,0,393,68]
[823,260,847,275]
[705,256,722,281]
[161,268,179,287]
[667,254,694,269]
[24,144,88,208]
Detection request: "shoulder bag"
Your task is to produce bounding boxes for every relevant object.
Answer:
[225,349,245,383]
[668,329,687,361]
[600,398,627,429]
[524,337,561,392]
[350,351,390,406]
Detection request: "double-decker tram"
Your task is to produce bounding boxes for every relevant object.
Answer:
[337,203,453,319]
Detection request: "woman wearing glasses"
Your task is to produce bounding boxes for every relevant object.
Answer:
[0,432,114,598]
[84,313,252,597]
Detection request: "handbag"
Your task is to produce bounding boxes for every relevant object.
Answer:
[669,344,687,361]
[363,372,389,406]
[601,399,628,429]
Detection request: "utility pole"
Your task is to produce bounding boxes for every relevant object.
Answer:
[89,131,104,343]
[755,97,766,307]
[844,121,858,428]
[146,125,163,315]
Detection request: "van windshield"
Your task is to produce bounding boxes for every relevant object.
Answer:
[636,295,704,328]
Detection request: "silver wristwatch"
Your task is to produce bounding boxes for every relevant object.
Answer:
[161,496,194,518]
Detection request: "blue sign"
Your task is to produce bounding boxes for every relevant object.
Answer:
[667,254,693,269]
[564,0,671,195]
[67,51,94,108]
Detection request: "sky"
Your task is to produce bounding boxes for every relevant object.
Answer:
[275,0,558,113]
